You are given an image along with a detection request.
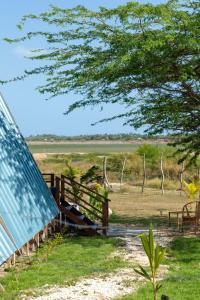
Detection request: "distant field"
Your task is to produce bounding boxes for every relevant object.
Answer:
[28,143,140,153]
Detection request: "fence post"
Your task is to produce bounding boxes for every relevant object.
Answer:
[55,177,60,206]
[141,153,146,193]
[50,173,55,188]
[102,200,109,235]
[61,175,65,202]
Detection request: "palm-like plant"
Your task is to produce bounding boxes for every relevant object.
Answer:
[134,226,166,300]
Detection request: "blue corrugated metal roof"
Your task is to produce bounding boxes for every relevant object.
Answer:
[0,93,59,265]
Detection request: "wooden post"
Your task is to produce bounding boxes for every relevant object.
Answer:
[103,157,111,190]
[180,161,184,196]
[11,253,16,266]
[102,200,109,235]
[53,219,56,231]
[26,242,30,256]
[120,156,127,188]
[55,177,60,206]
[50,173,55,188]
[49,223,52,235]
[35,233,40,247]
[160,154,165,195]
[59,212,62,229]
[61,175,65,202]
[45,225,48,239]
[7,258,12,268]
[141,153,146,193]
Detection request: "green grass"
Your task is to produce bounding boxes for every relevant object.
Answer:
[109,213,169,227]
[118,237,200,300]
[0,236,125,300]
[29,143,139,153]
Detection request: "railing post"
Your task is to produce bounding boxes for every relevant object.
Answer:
[50,174,55,188]
[61,174,65,202]
[55,177,60,206]
[102,200,109,235]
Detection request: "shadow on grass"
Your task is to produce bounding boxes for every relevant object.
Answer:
[109,213,169,227]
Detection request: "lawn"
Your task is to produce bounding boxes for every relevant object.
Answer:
[0,236,125,300]
[117,237,200,300]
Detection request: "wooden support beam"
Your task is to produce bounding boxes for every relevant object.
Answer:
[102,200,109,235]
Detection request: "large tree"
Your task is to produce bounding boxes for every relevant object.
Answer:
[3,0,200,161]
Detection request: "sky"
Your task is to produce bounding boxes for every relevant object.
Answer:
[0,0,165,137]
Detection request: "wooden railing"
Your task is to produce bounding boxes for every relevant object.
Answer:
[42,173,55,188]
[42,173,109,233]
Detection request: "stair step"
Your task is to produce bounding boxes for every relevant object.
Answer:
[59,200,99,235]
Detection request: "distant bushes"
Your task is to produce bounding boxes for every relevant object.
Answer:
[36,145,200,191]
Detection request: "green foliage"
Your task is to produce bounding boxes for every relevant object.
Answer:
[63,161,82,203]
[86,184,108,220]
[134,226,166,300]
[63,161,81,180]
[42,233,63,262]
[182,180,199,201]
[137,144,161,165]
[4,0,200,162]
[37,147,200,186]
[80,165,103,185]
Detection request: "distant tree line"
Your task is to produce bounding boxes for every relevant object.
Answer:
[26,133,172,142]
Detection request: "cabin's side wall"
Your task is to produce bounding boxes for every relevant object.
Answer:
[0,94,59,265]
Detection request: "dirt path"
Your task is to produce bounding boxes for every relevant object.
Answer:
[27,229,171,300]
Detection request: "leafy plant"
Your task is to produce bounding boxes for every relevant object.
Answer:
[182,180,199,201]
[80,165,103,185]
[63,161,82,203]
[42,233,63,262]
[86,184,109,220]
[63,161,81,180]
[64,163,107,218]
[134,226,166,300]
[137,144,161,171]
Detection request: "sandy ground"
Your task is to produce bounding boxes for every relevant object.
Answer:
[26,229,171,300]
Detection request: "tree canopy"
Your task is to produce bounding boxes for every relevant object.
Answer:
[3,0,200,162]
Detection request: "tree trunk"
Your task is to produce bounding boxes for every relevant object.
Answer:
[180,161,184,196]
[160,154,165,195]
[120,157,127,188]
[141,153,146,193]
[103,156,112,190]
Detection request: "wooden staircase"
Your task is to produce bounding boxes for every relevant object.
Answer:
[43,174,109,235]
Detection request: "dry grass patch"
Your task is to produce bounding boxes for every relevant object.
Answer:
[109,186,187,226]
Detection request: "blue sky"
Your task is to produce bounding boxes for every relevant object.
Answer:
[0,0,165,137]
